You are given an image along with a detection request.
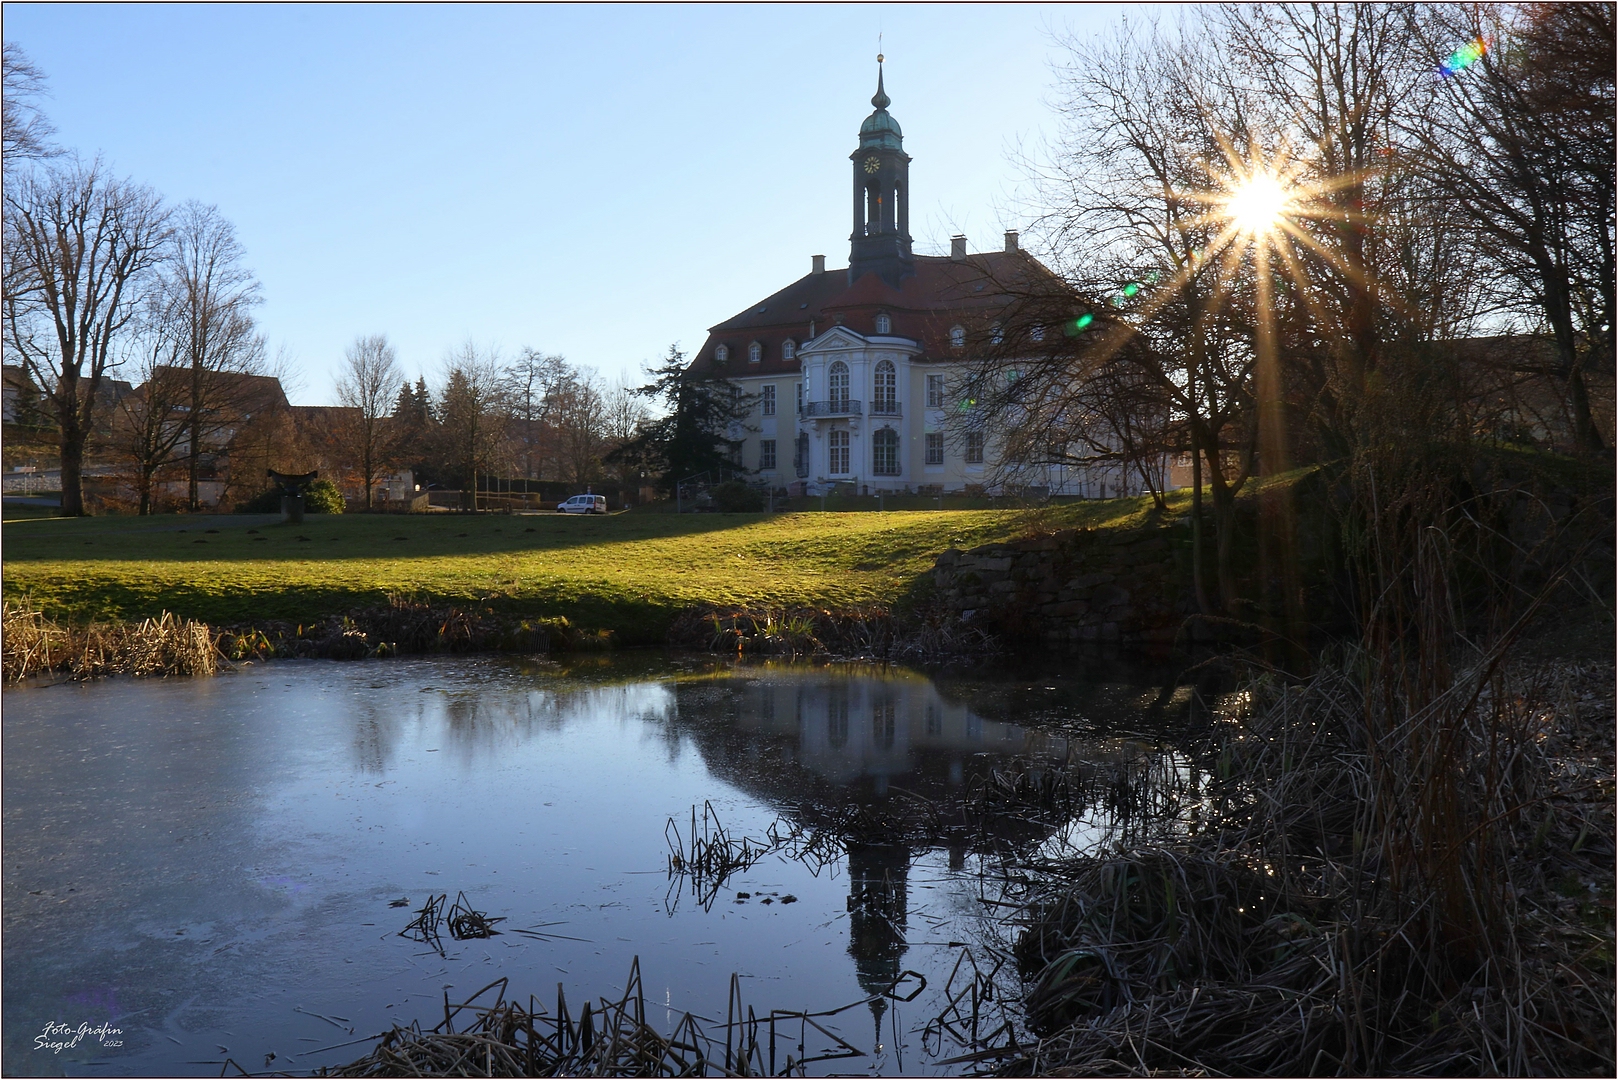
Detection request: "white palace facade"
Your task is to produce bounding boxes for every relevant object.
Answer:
[685,63,1169,500]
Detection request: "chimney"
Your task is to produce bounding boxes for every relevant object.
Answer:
[812,254,826,274]
[1004,230,1019,252]
[950,235,967,260]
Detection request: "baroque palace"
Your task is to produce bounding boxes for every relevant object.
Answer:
[685,62,1155,499]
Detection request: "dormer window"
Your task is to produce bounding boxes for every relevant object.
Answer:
[875,313,891,335]
[783,339,796,360]
[991,322,1004,345]
[716,344,730,363]
[949,325,965,348]
[1031,325,1046,343]
[748,342,763,363]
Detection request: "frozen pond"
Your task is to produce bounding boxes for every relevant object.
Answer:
[2,653,1170,1075]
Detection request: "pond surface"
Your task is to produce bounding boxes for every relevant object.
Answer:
[2,652,1172,1076]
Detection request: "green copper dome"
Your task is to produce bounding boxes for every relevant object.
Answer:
[858,65,903,151]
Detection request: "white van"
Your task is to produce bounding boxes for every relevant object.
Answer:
[557,494,608,515]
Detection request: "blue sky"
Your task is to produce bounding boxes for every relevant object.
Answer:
[5,3,1124,404]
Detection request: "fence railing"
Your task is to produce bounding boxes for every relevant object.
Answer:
[800,399,862,418]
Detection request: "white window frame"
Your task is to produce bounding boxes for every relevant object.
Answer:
[965,431,985,464]
[761,384,776,416]
[716,344,729,363]
[873,427,900,475]
[875,313,891,334]
[925,432,944,465]
[873,359,897,413]
[783,339,796,360]
[926,373,945,408]
[829,429,850,474]
[949,325,965,348]
[759,439,776,471]
[748,341,763,363]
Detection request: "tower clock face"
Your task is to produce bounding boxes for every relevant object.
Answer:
[863,155,881,174]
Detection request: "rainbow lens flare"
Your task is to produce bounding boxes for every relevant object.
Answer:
[1439,37,1486,78]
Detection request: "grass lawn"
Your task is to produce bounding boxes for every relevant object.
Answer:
[0,497,1179,643]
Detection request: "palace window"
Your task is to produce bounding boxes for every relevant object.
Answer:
[795,432,809,477]
[783,339,796,360]
[748,341,763,363]
[761,384,776,416]
[829,429,850,474]
[873,427,900,475]
[716,344,729,363]
[926,373,945,408]
[875,313,891,334]
[796,382,803,414]
[829,361,850,410]
[965,431,985,464]
[873,359,897,413]
[925,432,944,465]
[991,322,1004,345]
[828,698,848,748]
[759,439,776,471]
[949,325,965,348]
[873,702,895,749]
[1030,325,1045,343]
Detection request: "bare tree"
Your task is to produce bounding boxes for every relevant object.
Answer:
[438,341,508,510]
[503,347,569,480]
[1405,2,1615,452]
[2,43,60,169]
[156,202,265,511]
[335,334,404,509]
[3,158,169,515]
[548,367,610,488]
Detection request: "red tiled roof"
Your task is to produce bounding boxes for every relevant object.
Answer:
[689,250,1068,378]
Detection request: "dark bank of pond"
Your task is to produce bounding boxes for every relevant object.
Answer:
[1,651,1187,1076]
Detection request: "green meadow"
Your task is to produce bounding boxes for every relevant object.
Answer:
[1,498,1176,642]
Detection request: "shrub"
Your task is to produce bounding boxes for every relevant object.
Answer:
[304,479,345,514]
[234,478,346,514]
[709,480,764,513]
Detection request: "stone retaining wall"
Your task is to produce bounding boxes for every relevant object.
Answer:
[929,525,1200,649]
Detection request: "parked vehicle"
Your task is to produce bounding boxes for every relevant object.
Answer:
[557,494,608,515]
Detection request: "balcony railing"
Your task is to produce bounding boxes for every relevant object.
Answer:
[869,401,902,417]
[800,399,862,418]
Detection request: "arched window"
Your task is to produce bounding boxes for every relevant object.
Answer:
[829,429,850,474]
[1031,325,1045,343]
[949,325,965,348]
[748,341,763,363]
[828,360,849,410]
[716,344,729,363]
[873,359,897,413]
[873,427,900,475]
[875,313,891,335]
[782,338,796,360]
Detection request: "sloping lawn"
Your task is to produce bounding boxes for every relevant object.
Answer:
[1,500,1169,642]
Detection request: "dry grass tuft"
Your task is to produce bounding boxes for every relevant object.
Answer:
[3,601,217,681]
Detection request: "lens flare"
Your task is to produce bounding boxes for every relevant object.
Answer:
[1074,313,1094,332]
[1439,37,1486,78]
[1226,172,1291,236]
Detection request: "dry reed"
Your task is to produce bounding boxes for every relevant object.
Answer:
[2,601,217,681]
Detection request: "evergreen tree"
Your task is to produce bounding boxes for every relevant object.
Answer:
[609,344,747,493]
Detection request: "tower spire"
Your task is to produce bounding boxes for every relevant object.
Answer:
[873,49,889,110]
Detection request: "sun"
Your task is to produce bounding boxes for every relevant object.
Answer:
[1225,172,1292,236]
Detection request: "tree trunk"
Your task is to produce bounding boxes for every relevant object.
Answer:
[60,435,85,517]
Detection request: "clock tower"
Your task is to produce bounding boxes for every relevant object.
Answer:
[848,59,914,289]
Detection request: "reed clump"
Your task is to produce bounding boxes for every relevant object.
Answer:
[997,446,1615,1076]
[2,601,217,681]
